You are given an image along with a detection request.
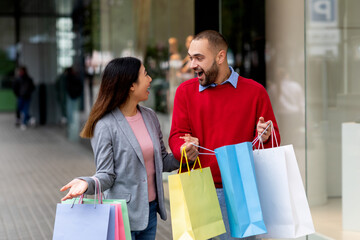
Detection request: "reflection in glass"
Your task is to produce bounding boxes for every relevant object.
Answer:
[306,0,360,239]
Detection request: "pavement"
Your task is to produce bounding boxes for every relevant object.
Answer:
[0,112,173,240]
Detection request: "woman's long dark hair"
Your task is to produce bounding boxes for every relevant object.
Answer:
[80,57,141,138]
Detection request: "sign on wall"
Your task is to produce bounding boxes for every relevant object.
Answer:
[309,0,338,27]
[308,0,339,56]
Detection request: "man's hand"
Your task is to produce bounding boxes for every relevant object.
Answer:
[60,178,88,201]
[257,117,272,142]
[180,134,199,161]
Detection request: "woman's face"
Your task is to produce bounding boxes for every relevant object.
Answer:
[130,64,152,103]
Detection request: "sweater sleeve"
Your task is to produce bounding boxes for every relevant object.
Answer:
[253,86,281,148]
[169,84,191,161]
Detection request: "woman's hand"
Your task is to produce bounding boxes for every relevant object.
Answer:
[60,178,88,201]
[180,134,199,161]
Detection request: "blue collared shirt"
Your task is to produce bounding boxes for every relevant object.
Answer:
[199,66,239,92]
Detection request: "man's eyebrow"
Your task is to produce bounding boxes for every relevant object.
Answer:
[188,53,204,57]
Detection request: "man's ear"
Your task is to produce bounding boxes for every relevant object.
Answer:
[217,50,227,64]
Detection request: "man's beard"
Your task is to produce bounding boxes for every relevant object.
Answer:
[199,60,219,87]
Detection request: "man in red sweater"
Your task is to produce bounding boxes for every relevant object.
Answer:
[169,30,280,240]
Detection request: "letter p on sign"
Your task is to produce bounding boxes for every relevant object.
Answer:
[310,0,337,26]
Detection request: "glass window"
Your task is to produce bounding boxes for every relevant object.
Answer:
[221,0,266,86]
[0,0,14,13]
[306,0,360,239]
[90,0,195,127]
[19,0,56,15]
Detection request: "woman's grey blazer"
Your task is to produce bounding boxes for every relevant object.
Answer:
[80,106,179,231]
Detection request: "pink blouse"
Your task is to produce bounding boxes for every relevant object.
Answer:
[126,110,156,202]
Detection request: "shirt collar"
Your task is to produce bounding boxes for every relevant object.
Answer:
[199,66,239,92]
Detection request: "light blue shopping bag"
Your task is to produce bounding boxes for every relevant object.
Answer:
[53,203,111,240]
[215,142,267,238]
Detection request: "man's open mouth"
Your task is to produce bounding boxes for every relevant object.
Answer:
[197,71,204,78]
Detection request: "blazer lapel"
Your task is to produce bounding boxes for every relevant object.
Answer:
[140,107,160,154]
[111,108,145,166]
[140,107,161,173]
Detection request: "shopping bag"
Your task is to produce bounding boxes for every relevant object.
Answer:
[62,178,131,240]
[90,177,130,239]
[169,148,226,240]
[253,130,315,238]
[214,141,267,238]
[100,199,130,240]
[115,203,127,240]
[109,205,117,240]
[53,202,111,240]
[62,198,130,240]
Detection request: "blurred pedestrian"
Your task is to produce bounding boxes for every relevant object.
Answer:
[167,37,182,116]
[179,35,195,80]
[55,68,68,125]
[64,66,82,140]
[12,66,35,130]
[60,57,188,240]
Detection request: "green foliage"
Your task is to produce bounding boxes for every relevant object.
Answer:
[0,49,16,89]
[143,43,169,113]
[143,43,169,79]
[0,50,15,76]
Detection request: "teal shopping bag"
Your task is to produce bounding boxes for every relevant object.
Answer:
[214,142,267,238]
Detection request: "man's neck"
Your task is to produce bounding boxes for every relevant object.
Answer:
[214,67,231,85]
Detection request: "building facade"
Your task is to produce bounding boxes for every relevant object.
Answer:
[0,0,359,239]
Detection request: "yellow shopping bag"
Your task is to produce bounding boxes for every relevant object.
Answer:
[169,148,226,240]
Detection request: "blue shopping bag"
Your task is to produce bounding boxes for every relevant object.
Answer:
[53,202,111,240]
[214,142,267,238]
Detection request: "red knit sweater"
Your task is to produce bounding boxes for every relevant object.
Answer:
[169,76,281,188]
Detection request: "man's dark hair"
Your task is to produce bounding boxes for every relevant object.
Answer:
[193,30,228,52]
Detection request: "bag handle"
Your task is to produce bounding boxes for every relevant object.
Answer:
[270,123,279,148]
[252,121,279,149]
[91,176,103,204]
[76,177,102,208]
[179,147,202,175]
[191,143,216,155]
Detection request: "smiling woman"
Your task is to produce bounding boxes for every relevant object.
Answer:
[60,57,185,240]
[130,64,152,104]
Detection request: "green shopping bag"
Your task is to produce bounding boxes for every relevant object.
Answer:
[62,196,131,240]
[169,148,226,239]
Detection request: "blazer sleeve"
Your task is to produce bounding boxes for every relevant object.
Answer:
[80,120,116,195]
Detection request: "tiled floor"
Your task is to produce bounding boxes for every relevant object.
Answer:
[310,198,360,240]
[0,113,172,240]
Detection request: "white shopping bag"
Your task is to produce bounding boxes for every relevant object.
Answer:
[253,133,315,238]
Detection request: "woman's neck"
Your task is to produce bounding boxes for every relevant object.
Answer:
[120,100,138,117]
